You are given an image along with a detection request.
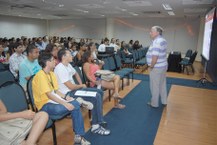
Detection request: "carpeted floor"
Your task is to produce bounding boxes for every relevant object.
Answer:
[133,73,217,90]
[84,73,217,145]
[84,78,171,145]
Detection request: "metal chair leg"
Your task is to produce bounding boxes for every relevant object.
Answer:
[51,123,57,145]
[88,110,92,119]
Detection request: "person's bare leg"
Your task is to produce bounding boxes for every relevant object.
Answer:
[24,111,48,145]
[113,75,120,96]
[111,75,125,109]
[101,77,125,109]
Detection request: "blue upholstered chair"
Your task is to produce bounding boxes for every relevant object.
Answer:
[27,75,69,145]
[180,51,198,75]
[0,70,15,86]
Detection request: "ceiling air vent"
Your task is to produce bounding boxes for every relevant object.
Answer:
[53,14,68,17]
[142,11,161,14]
[11,4,38,9]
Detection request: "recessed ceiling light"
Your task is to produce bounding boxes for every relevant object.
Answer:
[121,9,127,12]
[168,11,175,16]
[83,10,89,13]
[129,12,138,16]
[59,4,64,7]
[162,4,172,11]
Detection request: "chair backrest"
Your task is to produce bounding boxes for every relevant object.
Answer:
[107,56,116,71]
[102,57,110,70]
[81,66,91,87]
[114,55,122,68]
[0,81,29,112]
[0,62,6,71]
[185,49,192,58]
[120,51,127,61]
[138,49,143,59]
[73,66,85,84]
[27,75,36,111]
[105,47,114,54]
[143,47,149,57]
[0,70,15,86]
[189,51,197,64]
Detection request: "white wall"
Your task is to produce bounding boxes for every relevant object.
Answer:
[0,15,203,60]
[0,15,47,38]
[113,17,201,55]
[48,19,106,40]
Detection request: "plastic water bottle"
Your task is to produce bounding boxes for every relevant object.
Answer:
[96,77,102,89]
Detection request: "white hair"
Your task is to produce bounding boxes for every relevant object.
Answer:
[152,26,164,35]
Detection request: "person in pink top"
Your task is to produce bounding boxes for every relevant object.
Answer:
[82,51,125,109]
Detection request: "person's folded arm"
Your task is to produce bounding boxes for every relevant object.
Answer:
[64,81,85,91]
[46,91,74,111]
[74,72,83,85]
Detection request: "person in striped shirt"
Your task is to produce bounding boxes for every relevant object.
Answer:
[146,26,168,108]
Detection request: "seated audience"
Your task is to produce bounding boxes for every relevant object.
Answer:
[42,36,49,48]
[128,40,134,49]
[75,42,87,67]
[82,51,126,109]
[115,39,121,51]
[32,52,91,145]
[133,40,142,50]
[88,42,104,65]
[110,38,120,53]
[0,100,48,145]
[19,44,41,89]
[54,49,110,135]
[9,43,26,79]
[121,41,132,57]
[35,37,46,51]
[69,43,78,57]
[0,42,9,63]
[98,38,109,53]
[45,44,59,65]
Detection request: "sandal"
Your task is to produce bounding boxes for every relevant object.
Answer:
[113,94,122,100]
[113,96,122,100]
[91,126,110,136]
[114,103,126,109]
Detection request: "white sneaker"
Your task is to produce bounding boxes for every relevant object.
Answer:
[91,125,111,136]
[76,97,93,110]
[74,135,91,145]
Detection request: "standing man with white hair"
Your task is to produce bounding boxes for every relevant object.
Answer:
[146,26,168,108]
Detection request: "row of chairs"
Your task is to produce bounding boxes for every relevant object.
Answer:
[0,70,15,86]
[180,50,198,75]
[132,49,148,71]
[0,62,6,71]
[119,48,148,72]
[0,54,136,144]
[0,71,67,145]
[102,54,134,90]
[72,65,113,102]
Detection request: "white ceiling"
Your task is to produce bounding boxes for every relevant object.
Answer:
[0,0,216,19]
